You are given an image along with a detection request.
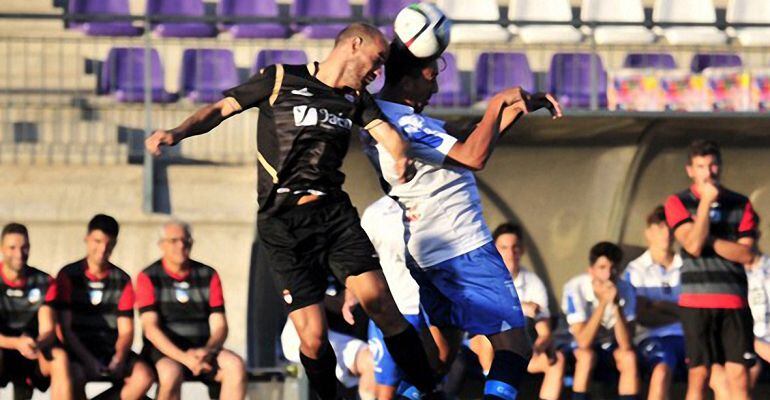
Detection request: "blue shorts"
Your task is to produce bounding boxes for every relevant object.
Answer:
[408,241,525,336]
[368,313,428,386]
[638,335,687,374]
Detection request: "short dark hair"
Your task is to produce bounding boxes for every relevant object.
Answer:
[334,22,385,47]
[688,139,721,165]
[589,241,623,266]
[383,42,438,87]
[646,205,667,226]
[492,223,524,243]
[1,223,29,240]
[88,214,119,238]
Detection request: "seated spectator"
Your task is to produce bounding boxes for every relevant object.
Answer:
[57,214,154,400]
[282,277,375,400]
[623,206,685,400]
[743,229,770,388]
[0,223,72,399]
[136,220,246,400]
[562,242,639,400]
[468,223,564,400]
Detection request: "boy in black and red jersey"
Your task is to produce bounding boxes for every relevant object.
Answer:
[57,214,154,399]
[664,140,758,400]
[0,223,72,399]
[136,220,246,400]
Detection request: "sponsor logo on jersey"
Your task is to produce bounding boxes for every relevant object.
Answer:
[282,289,293,305]
[173,281,190,304]
[290,87,314,97]
[27,288,41,304]
[293,105,352,130]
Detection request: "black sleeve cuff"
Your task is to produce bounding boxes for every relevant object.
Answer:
[671,217,693,231]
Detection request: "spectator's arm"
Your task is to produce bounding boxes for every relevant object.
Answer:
[570,302,608,350]
[613,306,635,351]
[635,296,680,328]
[713,236,756,265]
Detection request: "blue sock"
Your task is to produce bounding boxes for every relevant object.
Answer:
[395,381,421,400]
[482,350,528,400]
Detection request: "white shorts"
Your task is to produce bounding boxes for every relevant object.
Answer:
[281,320,368,387]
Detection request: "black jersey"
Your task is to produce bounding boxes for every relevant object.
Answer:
[223,62,386,217]
[0,265,56,337]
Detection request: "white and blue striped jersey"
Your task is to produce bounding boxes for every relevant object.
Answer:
[562,273,636,330]
[747,254,770,342]
[623,251,683,342]
[360,100,491,268]
[361,196,421,315]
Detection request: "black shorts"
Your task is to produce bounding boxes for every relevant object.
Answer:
[0,349,50,391]
[258,192,381,312]
[141,344,220,385]
[71,350,142,382]
[681,307,756,367]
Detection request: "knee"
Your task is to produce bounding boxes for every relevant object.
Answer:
[613,349,637,372]
[652,362,671,378]
[218,351,247,380]
[574,348,595,365]
[156,360,184,388]
[132,361,156,389]
[50,348,70,374]
[689,366,710,382]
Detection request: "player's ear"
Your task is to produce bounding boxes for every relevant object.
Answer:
[351,36,364,52]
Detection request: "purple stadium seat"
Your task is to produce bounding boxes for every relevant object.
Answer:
[99,48,178,103]
[548,53,608,109]
[432,53,470,107]
[690,53,743,73]
[364,0,412,38]
[291,0,351,39]
[252,50,309,75]
[218,0,290,38]
[181,49,239,103]
[147,0,217,38]
[475,52,534,102]
[68,0,143,36]
[623,53,677,70]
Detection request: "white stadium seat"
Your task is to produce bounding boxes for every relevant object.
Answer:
[436,0,511,43]
[653,0,726,45]
[507,0,582,44]
[726,0,770,47]
[581,0,655,44]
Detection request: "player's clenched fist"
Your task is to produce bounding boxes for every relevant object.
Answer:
[145,130,177,156]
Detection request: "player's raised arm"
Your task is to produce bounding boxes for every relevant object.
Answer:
[367,121,414,183]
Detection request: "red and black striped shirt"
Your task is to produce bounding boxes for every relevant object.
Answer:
[0,264,57,337]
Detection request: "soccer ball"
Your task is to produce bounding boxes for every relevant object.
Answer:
[393,3,451,59]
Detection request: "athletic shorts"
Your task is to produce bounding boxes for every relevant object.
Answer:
[0,348,50,390]
[281,320,368,388]
[408,241,525,336]
[71,350,142,382]
[563,340,620,382]
[258,192,380,312]
[680,306,756,367]
[141,345,220,385]
[368,313,429,386]
[637,335,687,375]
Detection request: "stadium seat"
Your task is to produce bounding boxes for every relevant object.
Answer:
[180,49,239,103]
[436,0,511,43]
[623,53,677,69]
[726,0,770,47]
[507,0,582,44]
[432,53,470,107]
[218,0,290,38]
[99,47,178,103]
[653,0,726,45]
[475,52,534,102]
[147,0,218,38]
[581,0,654,44]
[548,53,608,109]
[252,49,309,75]
[291,0,351,39]
[67,0,143,36]
[364,0,412,38]
[690,53,743,73]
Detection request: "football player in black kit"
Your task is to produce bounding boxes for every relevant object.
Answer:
[145,22,440,399]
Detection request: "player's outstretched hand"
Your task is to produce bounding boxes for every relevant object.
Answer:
[524,92,563,119]
[145,129,177,156]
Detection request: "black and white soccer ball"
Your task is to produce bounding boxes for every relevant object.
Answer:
[393,3,451,59]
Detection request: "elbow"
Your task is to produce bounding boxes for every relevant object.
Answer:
[463,156,487,171]
[683,242,703,257]
[575,337,592,350]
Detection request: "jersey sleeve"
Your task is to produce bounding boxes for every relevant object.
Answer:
[117,281,135,317]
[397,113,458,165]
[528,273,551,320]
[209,272,225,313]
[55,271,72,308]
[738,200,759,238]
[562,282,587,325]
[353,90,387,130]
[664,194,692,231]
[44,275,58,305]
[222,65,277,111]
[619,281,637,322]
[135,272,157,313]
[622,264,642,289]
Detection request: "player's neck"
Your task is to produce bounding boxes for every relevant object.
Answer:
[315,57,347,89]
[85,258,110,277]
[650,247,674,268]
[1,263,23,283]
[163,258,189,274]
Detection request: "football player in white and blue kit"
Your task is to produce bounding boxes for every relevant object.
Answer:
[361,196,436,400]
[622,206,685,400]
[361,45,562,400]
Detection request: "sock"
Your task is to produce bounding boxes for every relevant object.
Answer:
[395,381,421,400]
[299,342,339,400]
[571,392,588,400]
[383,325,437,394]
[482,350,528,400]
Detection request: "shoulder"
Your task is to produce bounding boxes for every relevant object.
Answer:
[110,265,132,282]
[192,260,217,277]
[626,251,651,274]
[26,266,53,282]
[563,274,588,294]
[59,260,84,275]
[141,260,163,277]
[521,268,545,286]
[720,188,750,205]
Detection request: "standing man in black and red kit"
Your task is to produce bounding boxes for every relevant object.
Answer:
[136,220,246,400]
[664,140,758,400]
[57,214,155,400]
[145,22,441,399]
